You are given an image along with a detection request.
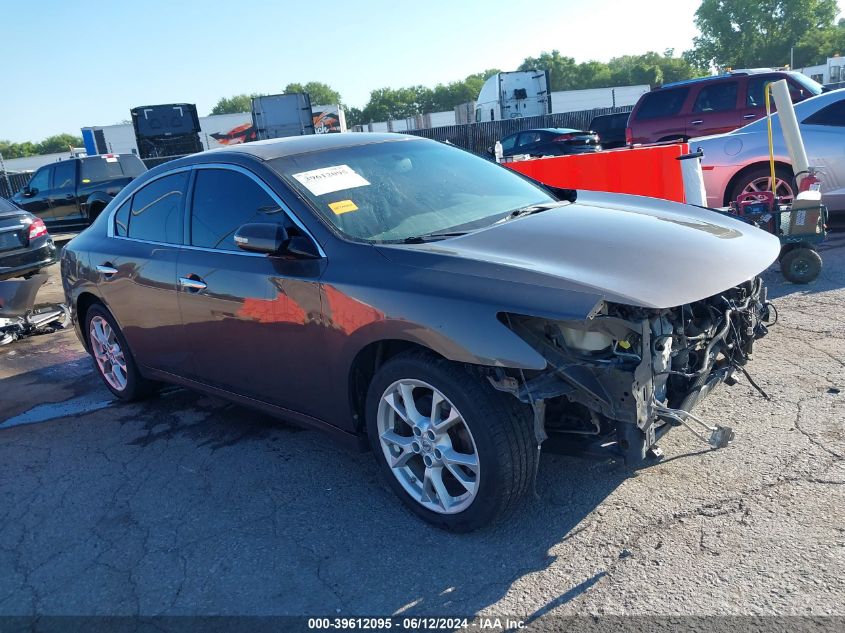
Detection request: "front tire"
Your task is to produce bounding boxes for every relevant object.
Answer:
[365,351,537,532]
[85,304,154,401]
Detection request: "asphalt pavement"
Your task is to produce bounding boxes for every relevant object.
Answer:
[0,235,843,620]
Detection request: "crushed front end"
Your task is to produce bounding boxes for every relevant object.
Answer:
[495,277,774,465]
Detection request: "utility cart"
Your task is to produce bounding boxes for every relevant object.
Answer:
[729,189,827,284]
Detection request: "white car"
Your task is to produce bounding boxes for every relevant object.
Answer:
[692,88,845,224]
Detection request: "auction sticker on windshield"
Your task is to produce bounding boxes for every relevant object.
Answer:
[292,165,370,196]
[328,200,359,215]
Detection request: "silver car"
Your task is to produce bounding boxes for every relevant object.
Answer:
[693,88,845,223]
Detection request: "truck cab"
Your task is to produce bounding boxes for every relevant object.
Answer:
[11,154,146,230]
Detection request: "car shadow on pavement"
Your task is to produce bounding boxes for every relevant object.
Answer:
[763,232,845,300]
[0,357,628,617]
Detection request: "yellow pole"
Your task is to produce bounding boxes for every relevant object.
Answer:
[765,83,777,195]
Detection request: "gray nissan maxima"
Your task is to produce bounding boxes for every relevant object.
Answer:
[61,133,780,531]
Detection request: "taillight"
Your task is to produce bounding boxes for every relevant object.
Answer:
[625,126,633,145]
[553,134,576,142]
[28,218,48,240]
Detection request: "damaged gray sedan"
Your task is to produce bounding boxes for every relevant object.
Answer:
[61,133,780,532]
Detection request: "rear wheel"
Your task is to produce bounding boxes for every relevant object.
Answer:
[85,304,154,401]
[780,247,822,284]
[729,165,795,205]
[365,351,537,532]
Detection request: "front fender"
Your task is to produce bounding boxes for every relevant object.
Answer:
[327,286,550,372]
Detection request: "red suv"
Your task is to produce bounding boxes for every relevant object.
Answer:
[626,70,824,145]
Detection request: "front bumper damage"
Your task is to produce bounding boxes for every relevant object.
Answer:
[493,277,773,466]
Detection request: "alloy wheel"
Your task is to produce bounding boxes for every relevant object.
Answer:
[89,316,128,391]
[742,176,794,203]
[376,379,480,514]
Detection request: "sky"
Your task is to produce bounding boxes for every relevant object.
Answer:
[0,0,839,142]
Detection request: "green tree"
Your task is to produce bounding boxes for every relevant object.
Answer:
[37,134,83,154]
[1,135,84,158]
[360,86,434,122]
[685,0,839,69]
[793,18,845,66]
[344,106,364,128]
[210,93,261,115]
[0,140,35,158]
[283,81,342,105]
[518,50,579,90]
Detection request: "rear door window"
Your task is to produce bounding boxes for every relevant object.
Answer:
[516,131,542,148]
[635,88,690,119]
[127,172,188,243]
[190,169,287,251]
[803,100,845,126]
[692,82,738,112]
[114,198,131,237]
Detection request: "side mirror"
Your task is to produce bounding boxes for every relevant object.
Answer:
[234,223,289,254]
[234,223,321,259]
[22,186,34,197]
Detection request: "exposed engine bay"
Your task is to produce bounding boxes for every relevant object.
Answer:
[493,277,774,465]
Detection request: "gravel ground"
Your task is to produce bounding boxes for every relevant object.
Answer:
[0,235,843,622]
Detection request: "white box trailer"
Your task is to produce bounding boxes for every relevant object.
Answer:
[251,93,315,140]
[474,70,551,122]
[550,85,649,113]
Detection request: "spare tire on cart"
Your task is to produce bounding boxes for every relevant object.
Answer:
[779,244,822,284]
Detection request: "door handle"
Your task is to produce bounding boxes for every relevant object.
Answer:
[96,264,118,276]
[743,114,757,119]
[178,276,207,291]
[690,120,704,125]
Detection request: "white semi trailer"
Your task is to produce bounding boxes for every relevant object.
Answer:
[474,71,551,122]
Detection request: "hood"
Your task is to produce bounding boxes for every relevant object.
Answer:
[378,191,780,310]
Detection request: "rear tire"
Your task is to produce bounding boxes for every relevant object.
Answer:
[365,351,537,532]
[780,247,822,284]
[85,304,155,401]
[729,165,795,206]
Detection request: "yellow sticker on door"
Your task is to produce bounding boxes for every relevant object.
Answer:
[329,200,359,215]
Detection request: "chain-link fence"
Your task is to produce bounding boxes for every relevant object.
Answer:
[399,106,633,155]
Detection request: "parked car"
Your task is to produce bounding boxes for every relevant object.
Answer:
[693,88,845,224]
[588,112,630,149]
[0,197,58,282]
[11,154,146,231]
[626,70,824,146]
[61,133,778,531]
[497,127,600,158]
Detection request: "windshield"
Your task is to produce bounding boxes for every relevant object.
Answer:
[740,91,835,133]
[790,72,824,96]
[270,139,555,242]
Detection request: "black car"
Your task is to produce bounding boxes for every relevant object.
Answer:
[0,197,58,282]
[588,112,631,149]
[62,133,778,531]
[11,154,146,231]
[498,127,601,158]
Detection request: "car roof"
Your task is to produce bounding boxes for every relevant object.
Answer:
[659,69,791,90]
[507,128,580,136]
[201,132,420,161]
